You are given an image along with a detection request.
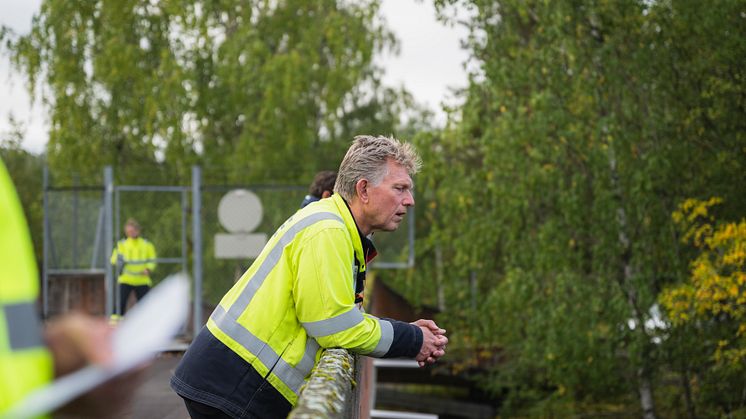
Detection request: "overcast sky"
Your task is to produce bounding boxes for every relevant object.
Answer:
[0,0,470,154]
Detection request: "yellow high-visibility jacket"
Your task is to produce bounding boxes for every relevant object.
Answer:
[0,159,53,417]
[176,193,422,409]
[110,237,157,286]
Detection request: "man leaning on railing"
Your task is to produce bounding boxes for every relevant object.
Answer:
[170,135,448,419]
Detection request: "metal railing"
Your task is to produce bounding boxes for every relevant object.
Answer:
[289,349,360,419]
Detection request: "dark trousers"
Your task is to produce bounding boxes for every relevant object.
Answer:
[118,283,150,315]
[180,386,291,419]
[171,328,293,419]
[183,398,232,419]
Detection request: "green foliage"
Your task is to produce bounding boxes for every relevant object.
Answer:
[660,198,746,414]
[4,0,745,416]
[0,126,44,262]
[2,0,431,300]
[380,0,746,416]
[2,0,420,184]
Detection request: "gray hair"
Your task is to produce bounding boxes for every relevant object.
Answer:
[334,135,422,201]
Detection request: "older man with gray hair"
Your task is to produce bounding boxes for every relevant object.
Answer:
[171,135,448,419]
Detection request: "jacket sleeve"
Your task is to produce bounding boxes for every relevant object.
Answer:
[146,241,157,272]
[293,227,422,358]
[110,243,120,266]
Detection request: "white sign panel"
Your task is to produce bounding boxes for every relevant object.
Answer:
[215,189,268,259]
[215,233,268,259]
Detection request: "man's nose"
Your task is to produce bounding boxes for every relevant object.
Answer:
[404,190,415,207]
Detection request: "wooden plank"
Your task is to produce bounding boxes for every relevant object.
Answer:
[47,273,106,318]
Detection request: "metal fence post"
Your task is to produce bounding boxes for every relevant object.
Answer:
[104,166,114,317]
[192,166,203,337]
[181,189,188,274]
[42,166,49,318]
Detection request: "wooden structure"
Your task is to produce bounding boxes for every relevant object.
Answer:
[45,272,106,318]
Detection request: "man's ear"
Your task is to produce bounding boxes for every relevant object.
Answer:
[321,190,332,199]
[355,179,369,203]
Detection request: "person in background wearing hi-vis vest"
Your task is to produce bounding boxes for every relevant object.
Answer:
[171,135,448,419]
[110,218,157,320]
[0,158,140,417]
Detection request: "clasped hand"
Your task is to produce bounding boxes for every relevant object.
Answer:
[411,319,448,367]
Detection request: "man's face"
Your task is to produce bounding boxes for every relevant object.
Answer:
[125,224,140,239]
[364,159,415,233]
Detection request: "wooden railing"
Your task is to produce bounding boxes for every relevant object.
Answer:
[288,349,361,419]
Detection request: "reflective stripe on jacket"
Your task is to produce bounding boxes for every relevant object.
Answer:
[206,193,421,405]
[110,237,156,286]
[0,158,53,416]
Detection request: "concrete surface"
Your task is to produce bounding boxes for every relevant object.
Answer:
[113,353,189,419]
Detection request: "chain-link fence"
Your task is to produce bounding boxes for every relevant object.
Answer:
[42,167,190,321]
[113,186,189,315]
[45,187,107,272]
[43,165,414,338]
[43,168,107,318]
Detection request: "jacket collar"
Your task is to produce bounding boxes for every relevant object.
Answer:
[330,194,374,272]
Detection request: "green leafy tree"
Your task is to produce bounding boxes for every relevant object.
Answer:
[660,198,746,416]
[1,0,435,303]
[382,0,746,416]
[1,0,417,185]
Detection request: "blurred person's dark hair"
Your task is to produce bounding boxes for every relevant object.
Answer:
[300,171,337,208]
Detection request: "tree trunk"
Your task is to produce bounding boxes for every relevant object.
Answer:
[607,143,657,419]
[680,368,697,419]
[434,245,446,311]
[638,367,656,419]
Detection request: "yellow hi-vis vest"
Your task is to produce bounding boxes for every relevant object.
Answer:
[0,159,53,416]
[110,237,156,286]
[206,193,394,405]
